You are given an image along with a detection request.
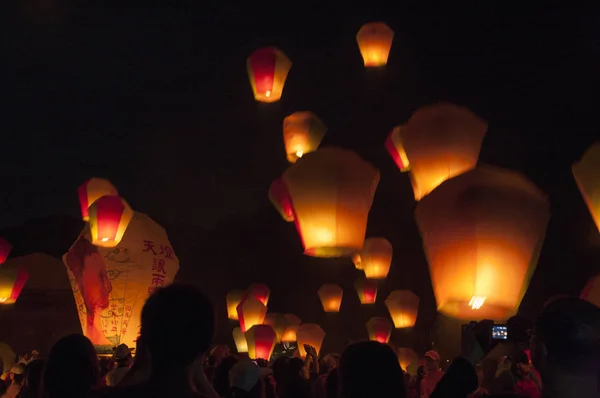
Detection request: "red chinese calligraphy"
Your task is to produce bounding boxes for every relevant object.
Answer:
[143,240,157,255]
[152,258,166,274]
[151,274,166,286]
[159,245,174,259]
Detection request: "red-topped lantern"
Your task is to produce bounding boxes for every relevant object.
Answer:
[247,47,292,103]
[354,278,378,304]
[243,283,270,306]
[89,196,133,248]
[78,178,118,222]
[245,324,277,361]
[237,296,267,333]
[318,284,343,313]
[0,238,12,265]
[366,317,393,343]
[0,265,28,305]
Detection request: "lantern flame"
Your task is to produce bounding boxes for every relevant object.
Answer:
[296,151,303,158]
[469,296,486,310]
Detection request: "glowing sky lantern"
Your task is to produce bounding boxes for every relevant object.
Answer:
[354,278,378,304]
[386,103,488,201]
[397,347,417,370]
[246,324,277,360]
[233,327,248,353]
[270,147,380,257]
[78,178,119,222]
[269,178,296,222]
[226,290,245,320]
[63,211,179,353]
[243,283,270,306]
[572,142,600,232]
[247,47,292,103]
[0,238,12,265]
[366,317,393,343]
[0,265,28,305]
[297,323,326,357]
[281,314,301,342]
[264,313,288,343]
[237,296,267,333]
[415,166,550,321]
[354,237,393,279]
[283,111,327,163]
[318,284,343,313]
[580,273,600,308]
[385,290,419,328]
[88,196,134,248]
[356,22,394,67]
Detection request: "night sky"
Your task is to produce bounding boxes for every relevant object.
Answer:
[3,2,600,356]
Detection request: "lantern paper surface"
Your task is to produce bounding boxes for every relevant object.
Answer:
[247,47,292,103]
[237,296,267,333]
[366,317,393,343]
[356,22,394,67]
[397,347,417,370]
[415,166,550,321]
[282,314,301,342]
[352,253,364,270]
[283,111,327,163]
[243,283,270,306]
[385,290,419,328]
[0,237,12,265]
[580,274,600,308]
[297,323,326,357]
[355,278,378,304]
[227,290,245,320]
[264,313,288,343]
[245,324,277,360]
[89,196,134,248]
[269,178,296,222]
[356,237,393,279]
[63,211,179,353]
[78,178,119,222]
[572,142,600,232]
[275,147,380,257]
[318,284,343,312]
[385,126,410,172]
[389,103,488,201]
[233,327,248,353]
[0,265,28,305]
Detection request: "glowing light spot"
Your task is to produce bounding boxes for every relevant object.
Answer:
[101,237,109,242]
[265,90,271,97]
[469,296,486,310]
[296,150,304,158]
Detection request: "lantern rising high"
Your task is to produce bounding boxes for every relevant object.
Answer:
[386,103,488,201]
[236,296,267,333]
[581,273,600,308]
[281,314,301,342]
[354,278,378,304]
[233,327,248,353]
[88,196,134,248]
[78,178,119,222]
[0,265,28,305]
[226,290,245,320]
[415,166,550,321]
[243,283,270,306]
[572,141,600,232]
[246,324,277,361]
[283,111,327,163]
[366,317,393,343]
[269,147,380,257]
[385,290,419,328]
[354,237,393,279]
[297,323,326,357]
[0,237,12,265]
[247,47,292,103]
[318,284,343,312]
[264,313,288,343]
[356,22,394,67]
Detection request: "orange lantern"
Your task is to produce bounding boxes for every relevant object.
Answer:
[580,273,600,308]
[0,237,12,265]
[385,290,419,328]
[264,313,288,343]
[354,278,378,304]
[281,314,301,342]
[366,317,393,343]
[270,147,380,257]
[397,347,417,370]
[415,166,550,321]
[247,47,292,103]
[226,290,245,320]
[572,141,600,232]
[283,111,327,163]
[233,327,248,353]
[356,22,394,67]
[78,178,119,222]
[318,284,343,312]
[236,296,267,333]
[269,178,296,222]
[297,323,326,357]
[246,324,277,360]
[354,237,393,279]
[244,283,270,306]
[386,103,488,201]
[0,265,28,305]
[352,253,364,270]
[88,195,133,248]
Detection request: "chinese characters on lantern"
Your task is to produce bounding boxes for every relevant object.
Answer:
[144,239,175,296]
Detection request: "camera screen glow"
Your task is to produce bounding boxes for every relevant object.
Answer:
[492,325,508,340]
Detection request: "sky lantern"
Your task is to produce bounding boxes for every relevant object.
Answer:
[243,283,270,306]
[226,290,245,320]
[356,22,394,67]
[233,327,248,353]
[572,141,600,232]
[247,47,292,103]
[236,296,267,333]
[270,147,380,258]
[415,166,550,321]
[318,284,343,312]
[0,238,12,265]
[0,265,28,305]
[78,178,119,222]
[88,195,134,248]
[63,211,179,353]
[245,324,277,360]
[283,111,327,163]
[264,313,288,343]
[385,290,419,328]
[281,314,301,342]
[354,278,378,304]
[387,102,488,201]
[297,323,326,357]
[269,178,296,222]
[354,237,393,279]
[366,317,393,343]
[397,347,417,370]
[580,274,600,308]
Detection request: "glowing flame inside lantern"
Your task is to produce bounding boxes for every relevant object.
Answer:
[469,296,486,310]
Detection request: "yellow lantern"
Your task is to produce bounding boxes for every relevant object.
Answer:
[281,314,301,342]
[354,237,393,279]
[354,278,378,304]
[386,103,488,201]
[366,317,393,343]
[270,147,380,257]
[264,313,288,343]
[580,274,600,308]
[297,323,326,357]
[415,166,550,321]
[226,290,245,320]
[233,327,248,353]
[385,290,419,328]
[356,22,394,67]
[397,347,417,370]
[247,47,292,103]
[572,142,600,232]
[236,296,267,333]
[283,111,327,163]
[317,284,343,312]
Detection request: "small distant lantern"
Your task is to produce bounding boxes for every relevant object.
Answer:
[281,314,301,342]
[283,111,327,163]
[366,317,393,343]
[236,296,267,333]
[246,324,277,360]
[88,196,134,248]
[233,327,248,353]
[78,178,119,222]
[355,278,378,304]
[226,290,245,320]
[397,347,417,370]
[264,313,288,343]
[356,22,394,67]
[318,284,343,313]
[354,237,393,279]
[297,323,326,357]
[247,47,292,103]
[580,273,600,308]
[244,283,270,306]
[385,126,410,171]
[385,290,419,328]
[0,266,28,305]
[0,238,12,265]
[572,141,600,232]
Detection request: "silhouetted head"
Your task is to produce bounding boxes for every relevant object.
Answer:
[325,368,340,398]
[23,359,44,392]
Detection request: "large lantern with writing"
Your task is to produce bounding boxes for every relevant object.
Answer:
[0,238,12,265]
[0,265,28,305]
[297,323,326,357]
[397,347,417,370]
[354,278,378,304]
[264,313,288,343]
[244,283,270,306]
[247,47,292,103]
[415,166,550,321]
[269,147,380,257]
[88,196,134,248]
[227,290,245,320]
[356,22,394,67]
[233,327,248,353]
[366,317,393,343]
[281,314,301,342]
[63,211,179,353]
[283,111,327,163]
[385,290,419,328]
[78,178,119,222]
[246,324,277,360]
[354,237,393,279]
[237,296,267,333]
[572,142,600,232]
[580,273,600,308]
[318,284,343,313]
[386,103,488,201]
